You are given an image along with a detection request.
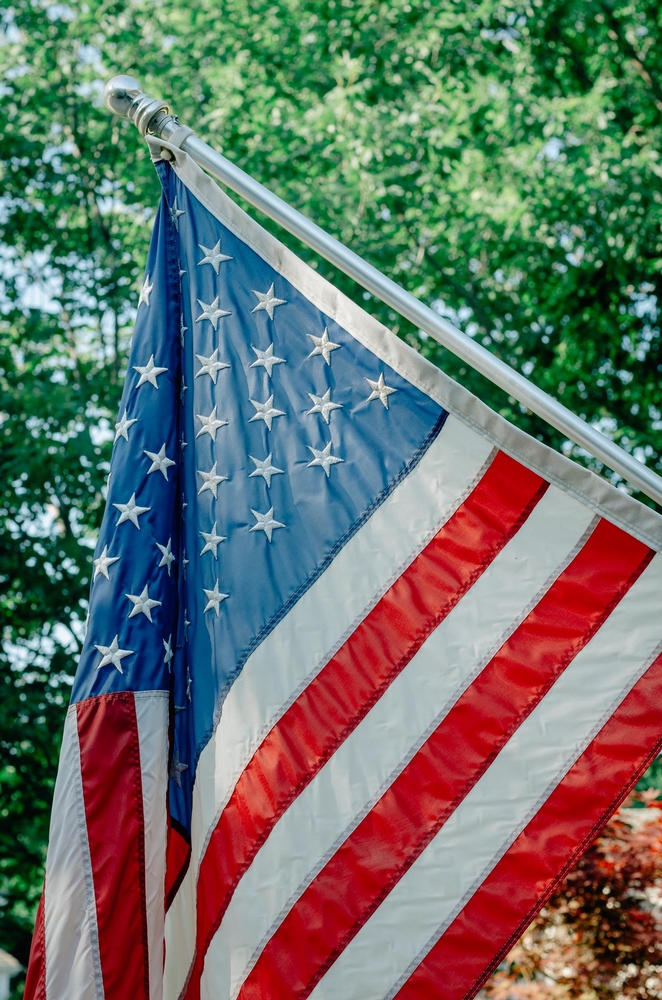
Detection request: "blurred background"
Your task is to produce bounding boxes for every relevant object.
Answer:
[2,0,662,995]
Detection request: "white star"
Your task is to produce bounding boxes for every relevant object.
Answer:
[196,406,228,440]
[144,443,176,480]
[163,634,174,671]
[114,409,138,443]
[126,584,162,622]
[307,388,343,424]
[138,274,153,308]
[249,506,285,542]
[307,328,341,365]
[307,441,344,477]
[156,538,175,575]
[93,545,119,581]
[366,373,397,408]
[203,581,229,617]
[134,355,168,389]
[195,349,230,383]
[113,493,151,529]
[197,239,232,273]
[196,296,231,330]
[200,523,226,557]
[95,635,133,674]
[249,453,284,487]
[169,197,185,228]
[249,394,286,431]
[170,748,188,786]
[251,283,286,320]
[250,344,286,377]
[197,463,228,498]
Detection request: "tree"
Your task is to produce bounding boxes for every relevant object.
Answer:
[2,0,662,992]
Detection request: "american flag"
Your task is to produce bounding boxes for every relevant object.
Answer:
[25,140,662,1000]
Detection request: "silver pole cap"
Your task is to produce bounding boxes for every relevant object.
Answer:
[103,75,170,135]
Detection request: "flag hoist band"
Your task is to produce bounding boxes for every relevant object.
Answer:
[24,75,662,1000]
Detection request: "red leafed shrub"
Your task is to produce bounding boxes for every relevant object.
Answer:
[482,793,662,1000]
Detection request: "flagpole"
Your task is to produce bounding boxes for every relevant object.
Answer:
[103,75,662,509]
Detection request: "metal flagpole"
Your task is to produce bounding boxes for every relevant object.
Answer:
[103,74,662,509]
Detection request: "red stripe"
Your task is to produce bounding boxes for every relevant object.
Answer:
[166,821,191,909]
[394,648,662,1000]
[23,892,46,1000]
[237,520,652,1000]
[77,692,150,1000]
[184,451,547,999]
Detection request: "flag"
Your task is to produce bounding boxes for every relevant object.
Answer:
[25,136,662,1000]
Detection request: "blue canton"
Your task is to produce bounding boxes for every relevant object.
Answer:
[72,161,447,838]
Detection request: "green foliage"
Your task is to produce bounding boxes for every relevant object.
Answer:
[2,0,662,988]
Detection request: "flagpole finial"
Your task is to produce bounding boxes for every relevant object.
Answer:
[104,75,173,136]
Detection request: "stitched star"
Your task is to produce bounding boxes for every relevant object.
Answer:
[203,581,229,617]
[249,394,286,431]
[113,493,150,529]
[114,409,137,443]
[250,344,286,377]
[180,317,188,347]
[196,296,231,330]
[169,197,185,228]
[249,506,285,542]
[95,635,133,674]
[251,283,286,320]
[126,584,162,622]
[196,406,228,440]
[307,441,344,477]
[249,453,284,487]
[307,328,341,365]
[145,443,176,480]
[134,355,168,389]
[200,523,226,558]
[156,538,175,575]
[163,634,174,671]
[307,388,343,424]
[197,239,232,273]
[197,463,228,498]
[186,668,192,699]
[93,545,119,581]
[138,274,153,308]
[195,349,230,383]
[170,749,188,787]
[365,373,397,408]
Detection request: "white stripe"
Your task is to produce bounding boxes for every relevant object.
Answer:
[307,554,662,1000]
[200,487,595,1000]
[134,692,169,1000]
[164,416,493,997]
[44,708,104,1000]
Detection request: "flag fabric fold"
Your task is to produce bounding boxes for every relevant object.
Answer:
[25,136,662,1000]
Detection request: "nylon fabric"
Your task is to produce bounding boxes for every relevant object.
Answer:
[165,420,495,1000]
[236,519,652,1000]
[42,709,103,1000]
[305,555,662,1000]
[199,485,597,1000]
[394,650,662,1000]
[23,895,46,1000]
[77,694,150,1000]
[184,451,546,998]
[134,693,170,1000]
